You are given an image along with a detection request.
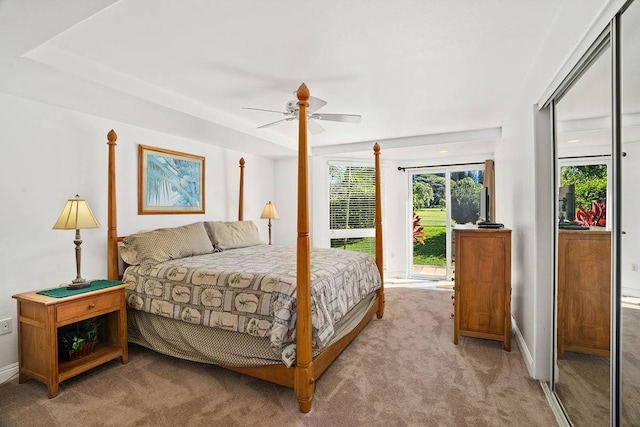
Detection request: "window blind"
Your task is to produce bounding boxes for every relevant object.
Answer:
[328,163,376,256]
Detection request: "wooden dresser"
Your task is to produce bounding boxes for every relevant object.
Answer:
[557,229,611,358]
[453,227,512,351]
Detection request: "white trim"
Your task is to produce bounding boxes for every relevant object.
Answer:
[312,127,501,157]
[329,228,375,239]
[512,316,534,378]
[0,362,18,384]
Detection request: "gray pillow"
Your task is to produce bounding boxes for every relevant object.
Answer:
[121,221,214,266]
[204,220,264,250]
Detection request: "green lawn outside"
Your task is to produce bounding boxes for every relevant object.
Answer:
[414,208,447,266]
[332,207,449,266]
[415,208,447,227]
[330,238,375,257]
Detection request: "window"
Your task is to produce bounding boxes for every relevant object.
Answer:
[328,163,376,256]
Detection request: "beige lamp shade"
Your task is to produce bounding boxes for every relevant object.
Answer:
[52,195,100,288]
[260,201,280,220]
[260,201,279,245]
[53,195,100,230]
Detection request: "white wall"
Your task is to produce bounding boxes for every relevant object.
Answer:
[622,141,640,297]
[0,93,275,372]
[273,156,298,247]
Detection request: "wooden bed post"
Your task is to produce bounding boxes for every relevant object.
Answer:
[294,83,315,413]
[238,157,245,221]
[374,143,385,319]
[107,129,119,281]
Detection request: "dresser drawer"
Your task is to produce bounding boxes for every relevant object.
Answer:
[56,291,122,324]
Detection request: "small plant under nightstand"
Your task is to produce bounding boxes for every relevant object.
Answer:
[58,317,102,361]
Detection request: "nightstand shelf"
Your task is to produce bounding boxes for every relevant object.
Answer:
[12,282,128,398]
[58,343,121,382]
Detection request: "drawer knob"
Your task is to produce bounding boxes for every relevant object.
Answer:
[88,302,96,309]
[450,313,454,319]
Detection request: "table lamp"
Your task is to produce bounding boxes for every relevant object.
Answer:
[260,201,279,245]
[53,195,100,289]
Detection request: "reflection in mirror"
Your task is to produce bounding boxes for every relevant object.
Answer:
[621,1,640,425]
[554,42,612,425]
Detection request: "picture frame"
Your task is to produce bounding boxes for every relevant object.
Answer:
[138,144,205,214]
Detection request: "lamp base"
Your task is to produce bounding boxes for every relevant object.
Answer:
[66,281,91,290]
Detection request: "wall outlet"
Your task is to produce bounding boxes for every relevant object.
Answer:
[633,264,639,272]
[0,318,11,335]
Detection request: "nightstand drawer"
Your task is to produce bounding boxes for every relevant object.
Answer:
[56,291,122,324]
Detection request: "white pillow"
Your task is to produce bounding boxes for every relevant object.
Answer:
[205,220,264,250]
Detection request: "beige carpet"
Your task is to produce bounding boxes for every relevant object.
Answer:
[0,288,557,427]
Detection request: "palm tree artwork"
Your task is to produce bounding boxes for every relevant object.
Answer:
[147,154,201,208]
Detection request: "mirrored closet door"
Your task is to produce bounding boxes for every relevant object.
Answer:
[545,1,640,425]
[621,1,640,425]
[553,37,612,427]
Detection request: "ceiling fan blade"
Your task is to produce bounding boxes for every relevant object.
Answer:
[307,96,328,114]
[308,119,325,135]
[310,113,362,123]
[242,107,289,115]
[257,117,295,129]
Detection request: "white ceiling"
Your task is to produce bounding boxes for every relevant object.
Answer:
[1,0,567,159]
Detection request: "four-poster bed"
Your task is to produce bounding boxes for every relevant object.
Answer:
[105,83,385,413]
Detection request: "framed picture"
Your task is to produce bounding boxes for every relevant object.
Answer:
[138,144,205,214]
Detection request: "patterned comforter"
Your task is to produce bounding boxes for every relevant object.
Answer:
[123,245,381,366]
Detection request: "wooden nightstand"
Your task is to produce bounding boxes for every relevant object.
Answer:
[12,282,128,398]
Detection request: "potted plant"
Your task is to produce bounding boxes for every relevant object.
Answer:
[58,317,102,361]
[413,210,426,244]
[576,201,606,227]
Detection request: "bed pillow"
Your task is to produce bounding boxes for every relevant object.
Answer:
[121,221,214,266]
[205,220,264,250]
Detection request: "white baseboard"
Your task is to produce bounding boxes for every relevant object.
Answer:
[623,286,640,298]
[512,316,535,378]
[0,362,18,384]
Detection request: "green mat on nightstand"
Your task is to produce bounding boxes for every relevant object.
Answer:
[37,280,123,298]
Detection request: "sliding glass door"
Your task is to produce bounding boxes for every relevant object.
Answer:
[410,165,484,280]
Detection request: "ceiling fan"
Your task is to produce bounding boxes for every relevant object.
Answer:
[243,94,361,135]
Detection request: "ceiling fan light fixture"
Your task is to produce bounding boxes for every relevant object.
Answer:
[244,92,362,134]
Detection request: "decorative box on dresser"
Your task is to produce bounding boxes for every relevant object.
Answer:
[453,226,512,351]
[12,282,128,398]
[557,229,611,358]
